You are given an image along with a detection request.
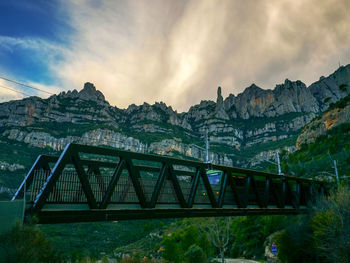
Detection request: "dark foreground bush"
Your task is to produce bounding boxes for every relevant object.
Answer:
[277,186,350,263]
[0,223,61,263]
[312,186,350,262]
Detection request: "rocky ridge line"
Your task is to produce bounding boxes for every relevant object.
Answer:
[0,64,349,167]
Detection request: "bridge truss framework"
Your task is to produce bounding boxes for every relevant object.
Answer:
[13,143,327,224]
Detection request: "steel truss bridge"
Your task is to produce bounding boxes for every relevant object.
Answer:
[13,143,327,224]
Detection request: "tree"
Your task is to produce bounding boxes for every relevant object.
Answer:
[0,223,60,263]
[276,186,350,263]
[205,217,231,263]
[312,185,350,262]
[275,217,317,263]
[184,244,207,263]
[160,221,212,263]
[161,235,183,263]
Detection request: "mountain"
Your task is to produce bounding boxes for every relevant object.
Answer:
[281,94,350,180]
[296,94,350,148]
[0,65,350,189]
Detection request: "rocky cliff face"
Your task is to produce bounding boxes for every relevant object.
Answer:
[309,65,350,111]
[223,65,350,120]
[2,128,232,166]
[296,95,350,148]
[0,64,349,169]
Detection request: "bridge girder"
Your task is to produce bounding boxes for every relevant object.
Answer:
[13,143,327,224]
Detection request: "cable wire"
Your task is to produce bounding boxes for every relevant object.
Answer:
[0,84,32,97]
[0,76,54,95]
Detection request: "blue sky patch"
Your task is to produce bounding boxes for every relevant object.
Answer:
[0,0,72,87]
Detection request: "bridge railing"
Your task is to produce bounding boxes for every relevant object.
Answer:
[13,143,327,223]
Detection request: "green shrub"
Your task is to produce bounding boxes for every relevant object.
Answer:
[184,244,207,263]
[339,84,348,92]
[323,97,331,103]
[161,222,211,263]
[276,186,350,263]
[275,217,316,263]
[0,223,61,263]
[312,186,350,262]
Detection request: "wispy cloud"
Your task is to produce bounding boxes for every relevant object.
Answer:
[0,36,64,98]
[0,35,66,61]
[0,79,24,102]
[2,0,350,111]
[51,0,350,111]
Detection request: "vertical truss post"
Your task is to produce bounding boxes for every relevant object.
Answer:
[280,178,286,208]
[299,183,306,206]
[242,175,251,208]
[295,181,301,209]
[284,180,294,208]
[227,174,243,208]
[308,183,314,205]
[264,177,271,208]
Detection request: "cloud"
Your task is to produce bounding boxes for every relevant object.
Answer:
[0,79,24,102]
[3,0,350,111]
[0,36,63,98]
[0,77,61,102]
[0,35,66,63]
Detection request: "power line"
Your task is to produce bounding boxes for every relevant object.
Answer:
[0,84,32,97]
[0,76,54,95]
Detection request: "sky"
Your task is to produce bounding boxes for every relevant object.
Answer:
[1,0,350,111]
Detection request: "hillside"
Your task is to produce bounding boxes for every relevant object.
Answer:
[279,94,350,183]
[0,65,350,196]
[1,66,350,262]
[296,94,350,148]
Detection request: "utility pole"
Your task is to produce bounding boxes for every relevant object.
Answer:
[276,152,282,175]
[333,160,340,187]
[328,153,340,187]
[263,152,283,175]
[205,128,210,163]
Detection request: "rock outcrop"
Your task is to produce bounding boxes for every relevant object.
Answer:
[0,64,350,168]
[2,128,232,166]
[296,95,350,148]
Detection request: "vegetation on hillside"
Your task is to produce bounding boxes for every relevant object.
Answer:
[1,86,350,262]
[39,220,169,261]
[149,215,295,262]
[280,122,350,182]
[276,185,350,263]
[3,185,350,262]
[326,93,350,112]
[0,222,61,263]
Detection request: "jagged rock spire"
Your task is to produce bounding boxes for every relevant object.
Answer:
[79,82,106,102]
[215,86,229,120]
[216,86,223,107]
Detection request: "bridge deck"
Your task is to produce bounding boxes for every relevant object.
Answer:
[13,143,326,224]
